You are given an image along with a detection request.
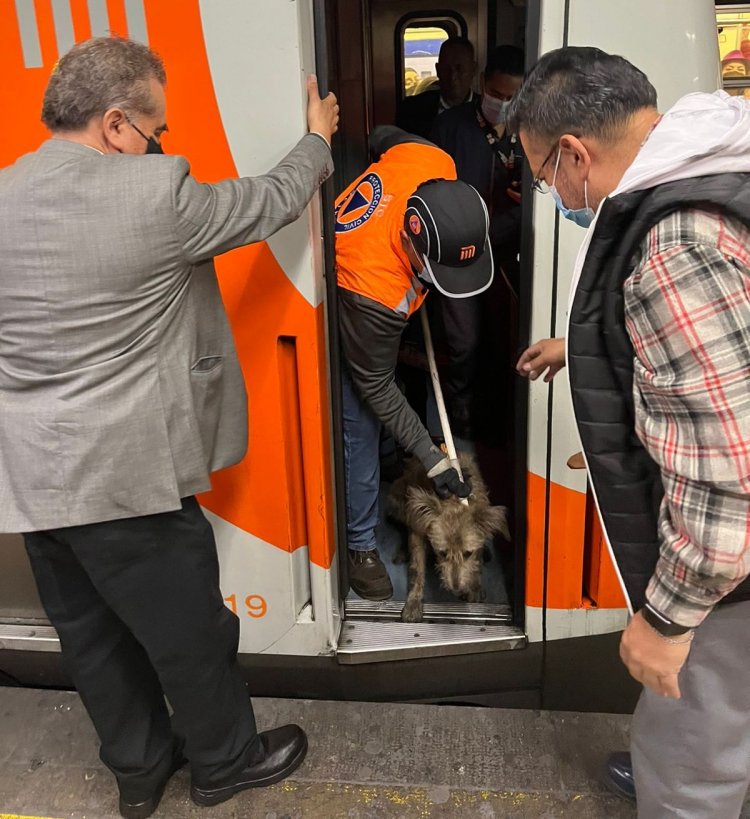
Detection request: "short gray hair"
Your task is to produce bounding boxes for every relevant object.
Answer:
[42,36,166,131]
[507,47,657,144]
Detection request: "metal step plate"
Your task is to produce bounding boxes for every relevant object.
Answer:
[337,620,526,665]
[0,623,61,652]
[345,599,513,624]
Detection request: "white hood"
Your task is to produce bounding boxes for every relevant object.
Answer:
[613,90,750,197]
[568,90,750,307]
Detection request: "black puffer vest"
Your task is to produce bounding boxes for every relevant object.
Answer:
[568,173,750,611]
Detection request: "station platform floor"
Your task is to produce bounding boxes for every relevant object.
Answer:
[0,686,643,819]
[7,686,744,819]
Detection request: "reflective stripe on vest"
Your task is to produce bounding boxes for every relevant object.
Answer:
[394,274,425,317]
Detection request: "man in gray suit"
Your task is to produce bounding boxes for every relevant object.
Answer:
[0,36,338,818]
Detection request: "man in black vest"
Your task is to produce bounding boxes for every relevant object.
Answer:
[510,48,750,817]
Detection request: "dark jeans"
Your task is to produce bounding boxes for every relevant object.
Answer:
[341,367,381,552]
[24,497,260,797]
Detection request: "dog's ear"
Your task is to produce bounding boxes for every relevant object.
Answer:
[476,504,510,541]
[406,487,441,535]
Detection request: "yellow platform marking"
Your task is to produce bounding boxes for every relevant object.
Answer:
[1,814,64,819]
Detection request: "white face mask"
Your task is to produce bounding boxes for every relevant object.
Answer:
[481,95,510,126]
[417,265,433,287]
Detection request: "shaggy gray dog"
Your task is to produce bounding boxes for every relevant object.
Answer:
[388,453,510,623]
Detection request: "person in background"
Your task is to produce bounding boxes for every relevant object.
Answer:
[396,37,477,138]
[512,47,750,816]
[430,45,525,437]
[0,36,338,818]
[404,67,419,96]
[336,126,493,601]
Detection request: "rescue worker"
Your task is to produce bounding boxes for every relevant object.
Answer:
[336,126,494,600]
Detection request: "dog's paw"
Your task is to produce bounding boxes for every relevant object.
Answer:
[400,600,424,622]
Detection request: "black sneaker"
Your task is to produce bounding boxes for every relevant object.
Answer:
[603,751,636,802]
[348,549,393,601]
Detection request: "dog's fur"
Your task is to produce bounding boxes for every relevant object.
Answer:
[388,453,510,622]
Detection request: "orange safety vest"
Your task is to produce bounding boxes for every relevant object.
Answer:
[335,142,457,317]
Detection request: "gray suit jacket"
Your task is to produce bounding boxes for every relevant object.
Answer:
[0,135,332,532]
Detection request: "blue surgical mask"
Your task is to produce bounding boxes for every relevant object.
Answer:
[549,149,595,228]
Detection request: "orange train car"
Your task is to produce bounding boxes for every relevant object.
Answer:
[0,0,721,710]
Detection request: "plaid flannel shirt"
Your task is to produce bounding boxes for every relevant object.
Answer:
[624,208,750,628]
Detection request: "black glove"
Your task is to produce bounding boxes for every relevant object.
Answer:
[430,465,471,500]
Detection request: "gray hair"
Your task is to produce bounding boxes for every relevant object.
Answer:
[507,46,656,144]
[42,36,166,131]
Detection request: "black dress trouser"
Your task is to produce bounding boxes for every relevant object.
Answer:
[433,291,482,412]
[23,497,260,799]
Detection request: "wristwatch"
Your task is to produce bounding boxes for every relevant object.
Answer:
[641,602,692,637]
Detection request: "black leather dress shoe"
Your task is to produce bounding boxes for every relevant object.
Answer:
[118,752,187,819]
[348,548,393,601]
[191,724,308,807]
[604,751,636,802]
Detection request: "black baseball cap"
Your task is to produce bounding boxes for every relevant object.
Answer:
[404,179,493,299]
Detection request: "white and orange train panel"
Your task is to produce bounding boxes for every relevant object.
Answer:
[525,0,721,643]
[3,0,340,657]
[4,0,724,658]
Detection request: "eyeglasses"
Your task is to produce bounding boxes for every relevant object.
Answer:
[531,143,559,194]
[126,117,167,150]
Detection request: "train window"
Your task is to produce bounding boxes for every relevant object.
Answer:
[402,25,449,96]
[398,15,465,99]
[716,6,750,99]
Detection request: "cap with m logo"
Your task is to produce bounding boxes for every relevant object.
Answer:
[405,179,493,299]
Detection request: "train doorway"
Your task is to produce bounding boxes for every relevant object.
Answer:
[319,0,529,664]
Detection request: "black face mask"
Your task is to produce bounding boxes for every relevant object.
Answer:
[128,119,164,154]
[144,135,164,155]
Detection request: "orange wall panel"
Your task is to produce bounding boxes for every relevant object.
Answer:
[3,0,336,570]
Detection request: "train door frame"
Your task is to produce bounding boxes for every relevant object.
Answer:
[315,0,528,665]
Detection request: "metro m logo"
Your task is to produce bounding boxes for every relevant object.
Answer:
[459,245,476,261]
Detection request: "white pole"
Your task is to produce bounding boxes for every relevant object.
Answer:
[420,306,468,504]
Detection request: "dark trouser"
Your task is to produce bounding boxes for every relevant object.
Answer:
[433,292,481,414]
[23,497,260,798]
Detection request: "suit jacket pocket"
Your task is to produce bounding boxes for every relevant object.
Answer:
[191,355,223,373]
[7,412,64,492]
[189,356,224,457]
